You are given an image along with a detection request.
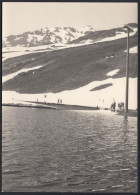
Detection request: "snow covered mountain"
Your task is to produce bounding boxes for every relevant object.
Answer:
[2,23,138,61]
[2,23,138,109]
[2,25,96,47]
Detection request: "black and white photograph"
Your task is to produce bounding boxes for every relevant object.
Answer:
[2,2,138,192]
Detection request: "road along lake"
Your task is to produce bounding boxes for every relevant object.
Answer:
[2,106,137,192]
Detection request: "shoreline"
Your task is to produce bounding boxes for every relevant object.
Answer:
[2,103,137,117]
[23,101,100,110]
[2,102,99,111]
[2,103,56,109]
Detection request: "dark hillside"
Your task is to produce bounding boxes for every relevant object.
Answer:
[2,34,137,94]
[68,28,128,45]
[69,23,137,45]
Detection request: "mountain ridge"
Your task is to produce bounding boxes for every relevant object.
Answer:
[3,33,137,93]
[3,23,137,48]
[3,25,96,47]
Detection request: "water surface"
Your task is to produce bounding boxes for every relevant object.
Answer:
[2,107,137,192]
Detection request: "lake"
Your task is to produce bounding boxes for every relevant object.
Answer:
[2,106,137,192]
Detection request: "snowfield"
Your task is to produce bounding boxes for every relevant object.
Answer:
[124,46,138,53]
[2,77,137,110]
[106,69,120,76]
[2,65,43,83]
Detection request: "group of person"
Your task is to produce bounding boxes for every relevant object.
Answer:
[118,102,124,110]
[111,99,124,111]
[57,99,62,104]
[36,96,63,104]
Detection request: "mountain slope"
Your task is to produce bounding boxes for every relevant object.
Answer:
[2,23,138,109]
[2,33,137,94]
[68,23,138,45]
[2,23,137,62]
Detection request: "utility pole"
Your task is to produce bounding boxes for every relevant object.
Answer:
[124,25,131,113]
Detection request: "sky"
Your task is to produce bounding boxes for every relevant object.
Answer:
[2,2,138,37]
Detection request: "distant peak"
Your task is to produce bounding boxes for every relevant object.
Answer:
[80,25,95,32]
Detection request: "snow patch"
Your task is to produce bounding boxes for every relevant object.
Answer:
[124,46,138,53]
[105,55,114,59]
[80,25,95,33]
[27,34,33,42]
[14,37,21,41]
[107,69,120,76]
[27,34,45,42]
[2,65,43,83]
[80,39,93,45]
[2,77,137,110]
[2,45,52,61]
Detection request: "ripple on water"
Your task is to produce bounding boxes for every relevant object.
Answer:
[2,107,137,192]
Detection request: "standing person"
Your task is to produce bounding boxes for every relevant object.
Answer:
[57,99,59,104]
[111,102,113,110]
[114,100,116,110]
[111,99,114,110]
[112,98,116,111]
[118,102,120,110]
[122,102,124,110]
[120,102,122,110]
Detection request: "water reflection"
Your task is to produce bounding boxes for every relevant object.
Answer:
[123,116,129,144]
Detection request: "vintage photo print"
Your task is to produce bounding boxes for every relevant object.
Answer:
[2,2,138,192]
